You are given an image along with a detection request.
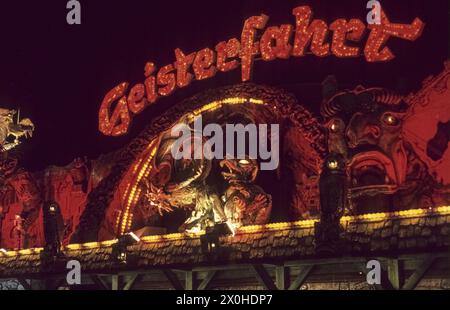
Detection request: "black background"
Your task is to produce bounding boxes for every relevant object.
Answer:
[0,0,448,170]
[3,290,450,306]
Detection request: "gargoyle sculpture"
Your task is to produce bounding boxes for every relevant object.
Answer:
[0,108,35,152]
[220,157,272,227]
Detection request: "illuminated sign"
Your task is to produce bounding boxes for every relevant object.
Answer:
[99,6,424,136]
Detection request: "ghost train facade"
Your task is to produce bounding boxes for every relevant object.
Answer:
[0,59,449,289]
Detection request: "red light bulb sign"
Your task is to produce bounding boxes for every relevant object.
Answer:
[99,5,424,136]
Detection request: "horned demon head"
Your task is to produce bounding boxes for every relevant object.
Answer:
[321,75,450,213]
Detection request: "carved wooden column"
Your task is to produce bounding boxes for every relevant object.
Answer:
[315,153,346,255]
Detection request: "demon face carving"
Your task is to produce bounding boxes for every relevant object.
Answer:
[322,81,450,213]
[327,88,408,195]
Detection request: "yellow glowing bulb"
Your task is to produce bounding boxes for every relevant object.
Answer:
[327,160,338,170]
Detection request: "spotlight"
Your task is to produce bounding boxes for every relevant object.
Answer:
[48,205,56,214]
[327,159,339,170]
[200,232,219,254]
[225,221,236,237]
[128,231,141,243]
[117,251,127,263]
[111,231,141,264]
[200,222,234,255]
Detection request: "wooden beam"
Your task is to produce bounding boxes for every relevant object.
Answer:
[192,264,253,273]
[285,253,450,268]
[185,271,194,290]
[288,265,313,290]
[197,271,217,290]
[252,264,277,290]
[395,252,449,261]
[90,275,109,290]
[275,266,288,290]
[402,257,435,290]
[387,259,401,289]
[123,274,141,290]
[285,257,369,267]
[162,269,184,290]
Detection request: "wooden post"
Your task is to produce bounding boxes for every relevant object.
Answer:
[185,271,194,290]
[111,274,119,290]
[387,259,400,290]
[275,266,288,290]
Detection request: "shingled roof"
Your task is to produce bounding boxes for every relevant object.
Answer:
[1,207,449,278]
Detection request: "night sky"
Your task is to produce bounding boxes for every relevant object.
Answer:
[0,0,448,171]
